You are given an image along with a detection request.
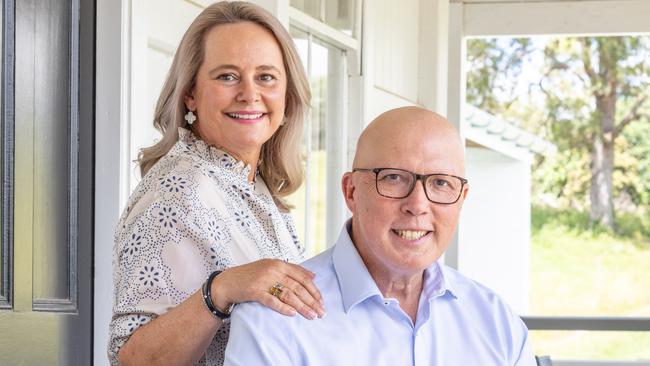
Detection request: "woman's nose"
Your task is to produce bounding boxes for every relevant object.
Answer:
[237,78,260,103]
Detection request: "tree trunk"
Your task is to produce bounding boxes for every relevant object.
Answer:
[589,95,616,229]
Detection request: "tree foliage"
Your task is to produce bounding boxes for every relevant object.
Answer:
[467,36,650,229]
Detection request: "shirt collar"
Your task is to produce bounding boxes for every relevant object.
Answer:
[422,260,458,302]
[332,220,457,313]
[177,127,254,181]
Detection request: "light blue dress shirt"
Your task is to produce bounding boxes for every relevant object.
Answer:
[224,223,536,366]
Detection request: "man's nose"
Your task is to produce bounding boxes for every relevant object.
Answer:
[402,180,430,216]
[237,77,260,103]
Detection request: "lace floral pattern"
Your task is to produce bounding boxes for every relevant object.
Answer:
[109,128,304,365]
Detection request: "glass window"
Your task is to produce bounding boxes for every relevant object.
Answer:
[291,0,357,37]
[288,27,346,256]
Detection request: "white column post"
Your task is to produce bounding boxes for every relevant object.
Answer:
[94,0,128,364]
[445,2,466,269]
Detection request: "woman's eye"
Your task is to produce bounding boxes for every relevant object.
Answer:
[217,74,237,81]
[259,74,276,82]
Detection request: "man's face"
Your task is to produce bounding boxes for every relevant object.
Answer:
[343,113,468,278]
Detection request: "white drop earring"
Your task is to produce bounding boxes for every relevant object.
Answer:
[185,110,197,125]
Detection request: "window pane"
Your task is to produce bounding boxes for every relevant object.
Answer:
[530,330,650,361]
[287,27,309,248]
[324,0,355,36]
[307,38,330,254]
[290,0,322,21]
[291,0,357,36]
[287,28,345,256]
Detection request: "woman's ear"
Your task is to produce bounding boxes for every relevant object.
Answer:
[184,89,196,111]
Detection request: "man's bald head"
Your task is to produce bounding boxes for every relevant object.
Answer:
[353,106,465,176]
[342,106,469,280]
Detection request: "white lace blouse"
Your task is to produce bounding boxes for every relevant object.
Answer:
[108,128,305,365]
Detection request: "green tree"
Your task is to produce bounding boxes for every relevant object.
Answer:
[540,37,650,228]
[467,36,650,230]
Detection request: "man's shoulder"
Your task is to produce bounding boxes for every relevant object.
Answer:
[439,264,515,311]
[232,247,338,323]
[300,247,335,274]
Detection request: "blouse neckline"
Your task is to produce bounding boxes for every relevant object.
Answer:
[177,127,257,183]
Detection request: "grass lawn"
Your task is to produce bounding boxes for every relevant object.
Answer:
[530,206,650,359]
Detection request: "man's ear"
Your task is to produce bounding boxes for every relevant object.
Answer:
[462,183,469,200]
[457,183,469,208]
[341,172,356,214]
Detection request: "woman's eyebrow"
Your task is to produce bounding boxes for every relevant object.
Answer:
[257,65,283,74]
[207,64,240,76]
[207,64,283,76]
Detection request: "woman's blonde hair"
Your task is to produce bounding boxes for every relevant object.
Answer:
[138,1,310,211]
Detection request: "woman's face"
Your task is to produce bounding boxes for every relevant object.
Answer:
[185,22,287,163]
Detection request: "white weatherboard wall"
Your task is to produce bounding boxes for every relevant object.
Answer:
[128,0,202,192]
[459,147,531,314]
[362,0,451,121]
[364,0,419,122]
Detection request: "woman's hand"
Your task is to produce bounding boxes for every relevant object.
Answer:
[211,259,326,320]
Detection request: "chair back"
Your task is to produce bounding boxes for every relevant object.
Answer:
[535,355,553,366]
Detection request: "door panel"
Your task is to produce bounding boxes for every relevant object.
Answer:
[0,0,94,364]
[32,0,73,306]
[1,0,14,311]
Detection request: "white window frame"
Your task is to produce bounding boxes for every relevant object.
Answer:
[288,2,364,250]
[447,1,650,365]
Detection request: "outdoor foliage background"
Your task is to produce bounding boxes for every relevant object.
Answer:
[466,36,650,359]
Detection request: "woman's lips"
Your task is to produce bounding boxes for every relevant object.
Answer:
[225,111,267,124]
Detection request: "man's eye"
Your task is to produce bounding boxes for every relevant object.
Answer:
[382,174,403,182]
[432,179,451,188]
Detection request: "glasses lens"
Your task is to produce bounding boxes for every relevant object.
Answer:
[425,174,463,203]
[375,169,414,198]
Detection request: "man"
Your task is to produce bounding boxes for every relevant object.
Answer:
[224,107,536,365]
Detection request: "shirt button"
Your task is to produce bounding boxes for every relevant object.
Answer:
[384,301,389,305]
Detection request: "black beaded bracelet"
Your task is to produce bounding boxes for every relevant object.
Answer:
[202,270,234,320]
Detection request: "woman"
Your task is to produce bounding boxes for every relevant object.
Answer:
[109,2,325,365]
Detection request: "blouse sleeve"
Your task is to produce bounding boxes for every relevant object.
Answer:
[108,163,226,365]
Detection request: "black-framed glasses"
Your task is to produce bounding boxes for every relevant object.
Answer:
[353,168,468,204]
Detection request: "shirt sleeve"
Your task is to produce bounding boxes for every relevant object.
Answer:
[223,303,297,366]
[513,327,538,366]
[108,165,220,364]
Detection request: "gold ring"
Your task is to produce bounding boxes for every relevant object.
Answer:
[269,282,284,299]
